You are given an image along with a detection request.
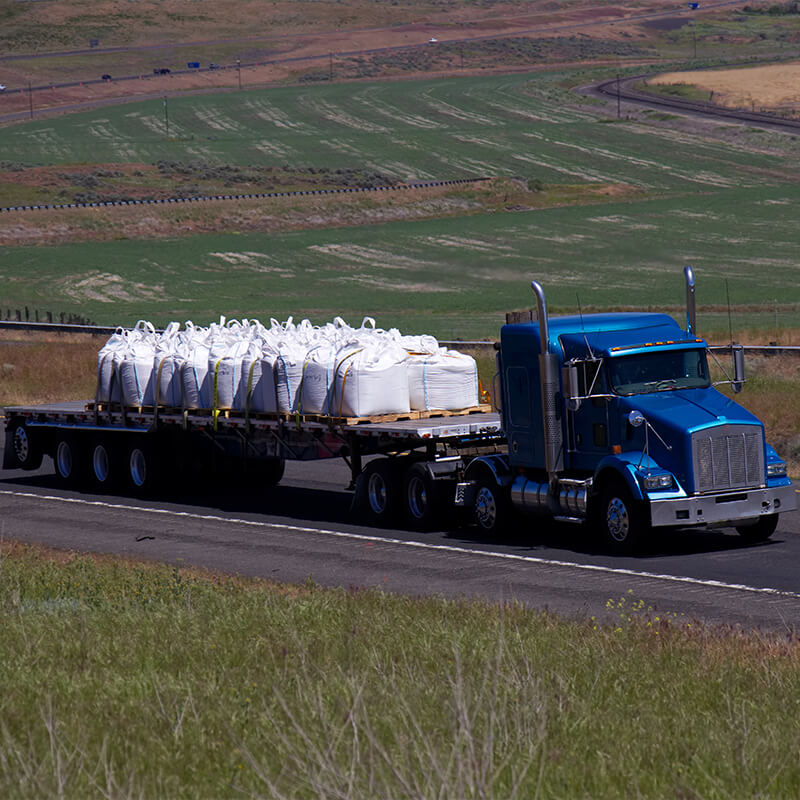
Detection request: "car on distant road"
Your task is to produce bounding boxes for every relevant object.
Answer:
[154,68,171,75]
[0,84,6,92]
[209,63,220,70]
[101,74,112,82]
[429,37,438,44]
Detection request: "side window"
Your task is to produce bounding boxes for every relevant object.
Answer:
[506,366,531,427]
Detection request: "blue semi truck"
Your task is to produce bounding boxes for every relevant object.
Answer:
[454,267,795,550]
[3,268,795,551]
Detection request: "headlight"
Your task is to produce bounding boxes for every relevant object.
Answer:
[767,461,788,478]
[643,474,673,490]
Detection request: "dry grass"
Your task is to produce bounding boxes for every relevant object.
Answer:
[651,61,800,111]
[0,331,98,406]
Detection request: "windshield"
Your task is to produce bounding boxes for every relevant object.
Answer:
[608,349,710,395]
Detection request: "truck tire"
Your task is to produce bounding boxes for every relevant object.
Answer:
[126,439,159,493]
[473,471,511,536]
[735,514,778,543]
[597,480,648,554]
[258,456,286,487]
[402,462,444,530]
[8,422,43,470]
[54,435,85,486]
[90,438,118,489]
[357,458,400,525]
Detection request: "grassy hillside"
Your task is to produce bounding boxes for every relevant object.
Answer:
[2,70,800,335]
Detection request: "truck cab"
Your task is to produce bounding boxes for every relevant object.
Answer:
[461,270,795,551]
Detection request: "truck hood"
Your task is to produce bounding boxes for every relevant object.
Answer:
[616,388,764,492]
[617,387,761,434]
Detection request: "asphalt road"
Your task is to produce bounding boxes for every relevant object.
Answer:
[2,428,800,630]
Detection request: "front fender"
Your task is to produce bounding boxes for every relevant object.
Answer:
[594,453,657,501]
[464,454,513,487]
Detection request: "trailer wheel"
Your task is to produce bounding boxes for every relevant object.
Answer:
[54,436,84,486]
[127,440,158,493]
[357,459,399,525]
[473,471,511,536]
[597,480,648,554]
[90,439,117,489]
[9,422,43,470]
[403,462,443,530]
[259,457,286,487]
[735,514,778,543]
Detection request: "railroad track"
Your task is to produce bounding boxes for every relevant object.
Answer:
[592,73,800,135]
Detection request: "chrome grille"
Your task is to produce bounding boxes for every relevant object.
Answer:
[692,425,764,493]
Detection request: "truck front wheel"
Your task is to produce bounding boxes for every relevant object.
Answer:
[735,514,778,543]
[597,480,649,554]
[473,473,511,536]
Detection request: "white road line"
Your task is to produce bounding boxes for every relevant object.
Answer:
[2,487,800,601]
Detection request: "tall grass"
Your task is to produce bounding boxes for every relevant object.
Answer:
[0,541,799,799]
[0,332,98,406]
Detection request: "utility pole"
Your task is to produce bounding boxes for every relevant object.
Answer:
[616,74,621,119]
[28,81,33,119]
[237,59,242,90]
[329,52,333,81]
[163,95,169,138]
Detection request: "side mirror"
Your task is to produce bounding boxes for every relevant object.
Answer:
[562,364,581,411]
[732,344,745,394]
[628,410,645,428]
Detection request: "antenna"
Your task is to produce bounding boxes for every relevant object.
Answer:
[576,292,594,358]
[725,278,734,345]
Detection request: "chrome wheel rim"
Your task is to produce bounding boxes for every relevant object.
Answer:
[406,475,427,519]
[367,471,387,514]
[12,427,29,463]
[475,486,497,530]
[606,497,630,542]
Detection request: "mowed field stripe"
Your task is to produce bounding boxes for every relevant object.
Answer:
[2,488,800,602]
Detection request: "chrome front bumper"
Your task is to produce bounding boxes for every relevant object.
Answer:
[649,484,796,528]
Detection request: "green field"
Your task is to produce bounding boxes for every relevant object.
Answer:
[2,69,800,336]
[3,183,800,337]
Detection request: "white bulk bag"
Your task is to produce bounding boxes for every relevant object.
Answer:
[276,343,313,413]
[181,339,212,409]
[237,348,278,413]
[210,338,255,410]
[117,321,158,407]
[96,327,129,403]
[330,342,410,418]
[408,349,479,411]
[296,341,342,415]
[152,322,183,407]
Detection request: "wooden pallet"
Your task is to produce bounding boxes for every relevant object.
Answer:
[325,404,493,426]
[86,403,493,426]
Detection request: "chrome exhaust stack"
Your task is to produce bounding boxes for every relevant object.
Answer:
[684,265,696,336]
[531,281,564,478]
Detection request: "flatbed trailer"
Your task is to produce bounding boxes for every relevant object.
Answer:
[2,400,505,529]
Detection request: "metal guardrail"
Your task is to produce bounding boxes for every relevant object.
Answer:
[2,322,797,356]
